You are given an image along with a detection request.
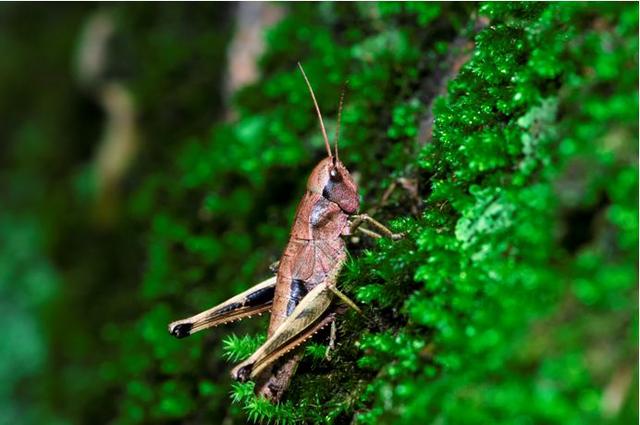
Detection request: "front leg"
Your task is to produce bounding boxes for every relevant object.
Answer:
[349,214,404,240]
[268,260,280,274]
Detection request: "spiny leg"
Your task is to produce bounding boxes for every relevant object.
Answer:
[231,282,334,381]
[168,275,276,338]
[231,279,362,382]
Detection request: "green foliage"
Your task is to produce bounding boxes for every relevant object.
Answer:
[134,2,632,423]
[231,382,302,425]
[223,334,266,363]
[305,342,331,362]
[221,2,637,424]
[353,3,638,424]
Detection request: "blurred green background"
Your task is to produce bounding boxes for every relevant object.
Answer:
[0,2,637,424]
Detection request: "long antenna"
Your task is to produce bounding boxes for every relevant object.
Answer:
[298,62,332,158]
[334,84,346,162]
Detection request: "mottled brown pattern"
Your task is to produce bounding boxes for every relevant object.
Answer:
[268,192,348,336]
[255,182,353,400]
[267,191,349,334]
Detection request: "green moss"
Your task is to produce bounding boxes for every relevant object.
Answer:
[219,2,637,424]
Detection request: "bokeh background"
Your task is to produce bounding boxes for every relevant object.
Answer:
[0,2,637,424]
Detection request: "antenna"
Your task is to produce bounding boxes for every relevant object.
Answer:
[334,84,346,162]
[297,62,332,158]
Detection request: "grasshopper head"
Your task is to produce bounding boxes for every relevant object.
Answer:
[307,157,359,214]
[297,63,359,214]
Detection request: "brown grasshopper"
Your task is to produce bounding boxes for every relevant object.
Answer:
[168,63,402,402]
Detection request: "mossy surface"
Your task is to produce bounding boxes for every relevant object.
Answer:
[0,2,637,424]
[216,4,638,424]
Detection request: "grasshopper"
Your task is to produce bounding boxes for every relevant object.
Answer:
[168,63,403,402]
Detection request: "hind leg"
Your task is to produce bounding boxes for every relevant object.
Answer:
[168,275,276,338]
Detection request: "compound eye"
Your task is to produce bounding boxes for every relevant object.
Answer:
[329,168,341,181]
